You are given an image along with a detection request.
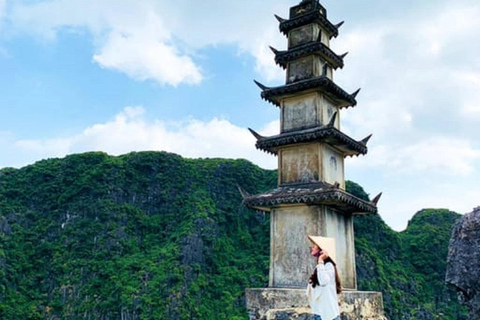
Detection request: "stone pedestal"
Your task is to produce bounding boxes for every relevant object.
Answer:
[246,288,386,320]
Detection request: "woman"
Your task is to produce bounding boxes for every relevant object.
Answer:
[306,235,341,320]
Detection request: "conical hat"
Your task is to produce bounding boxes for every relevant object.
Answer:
[308,235,337,263]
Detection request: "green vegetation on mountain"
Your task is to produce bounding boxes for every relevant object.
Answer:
[354,206,466,319]
[0,152,467,319]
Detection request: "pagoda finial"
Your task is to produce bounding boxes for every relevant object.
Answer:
[340,52,349,59]
[274,14,286,23]
[351,88,361,99]
[269,46,279,55]
[327,112,338,127]
[335,21,345,29]
[253,80,270,91]
[371,193,383,206]
[360,134,373,145]
[248,128,264,140]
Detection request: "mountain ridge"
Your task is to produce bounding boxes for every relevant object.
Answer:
[0,151,467,319]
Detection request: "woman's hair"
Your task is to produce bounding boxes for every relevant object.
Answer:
[309,257,342,294]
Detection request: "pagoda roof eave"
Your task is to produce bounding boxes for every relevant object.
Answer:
[254,126,367,156]
[243,183,377,215]
[274,42,344,69]
[259,76,357,108]
[279,11,339,38]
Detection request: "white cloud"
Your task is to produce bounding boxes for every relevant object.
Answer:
[0,0,5,20]
[335,1,480,171]
[249,30,285,83]
[377,183,480,231]
[347,135,480,229]
[364,138,480,176]
[6,107,277,169]
[334,1,480,230]
[456,71,480,118]
[416,3,480,59]
[9,0,202,86]
[92,30,202,86]
[6,0,293,85]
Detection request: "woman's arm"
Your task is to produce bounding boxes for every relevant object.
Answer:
[316,262,335,286]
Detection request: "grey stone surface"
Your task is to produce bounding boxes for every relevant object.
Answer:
[268,205,356,289]
[289,25,316,48]
[446,206,480,320]
[281,94,340,133]
[246,288,386,320]
[282,94,318,132]
[288,57,315,83]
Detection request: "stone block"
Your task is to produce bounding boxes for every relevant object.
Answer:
[281,93,340,133]
[278,144,344,188]
[289,25,317,48]
[246,288,386,320]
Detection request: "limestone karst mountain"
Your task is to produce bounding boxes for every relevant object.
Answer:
[0,152,468,319]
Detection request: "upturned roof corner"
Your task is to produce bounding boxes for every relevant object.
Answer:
[253,80,269,91]
[371,192,383,206]
[248,128,264,140]
[361,134,373,145]
[327,112,338,127]
[274,14,287,24]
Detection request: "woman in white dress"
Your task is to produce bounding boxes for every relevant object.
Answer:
[306,236,341,320]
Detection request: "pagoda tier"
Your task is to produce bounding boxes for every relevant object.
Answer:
[277,1,342,38]
[272,41,346,70]
[242,182,377,215]
[249,116,370,157]
[255,76,359,108]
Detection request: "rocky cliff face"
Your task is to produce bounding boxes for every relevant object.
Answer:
[446,207,480,320]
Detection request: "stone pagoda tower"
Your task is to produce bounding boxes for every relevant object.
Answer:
[243,0,386,319]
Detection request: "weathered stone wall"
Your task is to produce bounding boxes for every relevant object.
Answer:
[282,94,319,132]
[281,94,339,133]
[279,144,320,185]
[289,24,320,48]
[269,205,356,289]
[278,143,344,188]
[323,207,355,288]
[322,145,345,189]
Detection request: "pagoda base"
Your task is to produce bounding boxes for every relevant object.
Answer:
[246,288,387,320]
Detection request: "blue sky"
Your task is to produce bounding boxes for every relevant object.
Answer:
[1,0,480,230]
